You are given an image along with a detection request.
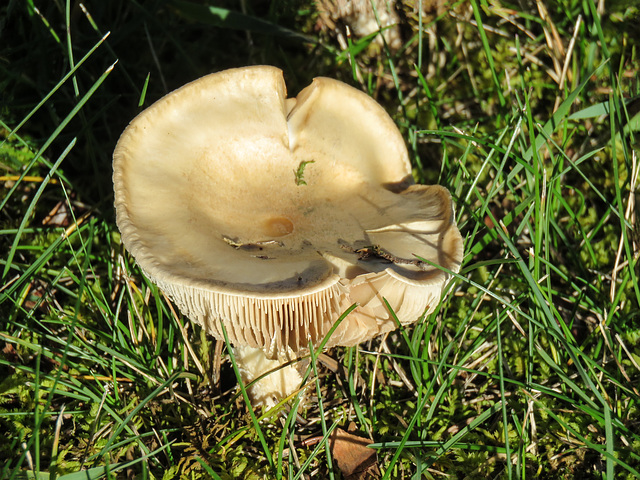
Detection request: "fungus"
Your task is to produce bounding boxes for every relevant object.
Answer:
[113,66,463,406]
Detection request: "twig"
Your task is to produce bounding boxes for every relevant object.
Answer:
[339,242,427,269]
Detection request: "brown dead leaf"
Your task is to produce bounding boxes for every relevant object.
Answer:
[42,200,72,227]
[330,428,379,480]
[2,343,20,363]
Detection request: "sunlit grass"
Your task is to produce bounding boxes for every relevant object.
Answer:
[1,0,639,479]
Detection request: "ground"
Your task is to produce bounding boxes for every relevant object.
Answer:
[1,1,639,479]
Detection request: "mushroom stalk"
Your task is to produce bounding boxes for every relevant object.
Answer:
[234,346,304,407]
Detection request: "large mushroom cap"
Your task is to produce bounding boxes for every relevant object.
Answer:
[113,66,463,358]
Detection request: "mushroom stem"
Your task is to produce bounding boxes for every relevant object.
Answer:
[233,345,304,408]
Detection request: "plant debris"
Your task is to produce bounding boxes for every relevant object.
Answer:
[329,427,379,480]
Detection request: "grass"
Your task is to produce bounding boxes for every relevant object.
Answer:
[1,0,639,478]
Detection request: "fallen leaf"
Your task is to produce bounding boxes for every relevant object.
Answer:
[42,200,72,227]
[330,428,379,480]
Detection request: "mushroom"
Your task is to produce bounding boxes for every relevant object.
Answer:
[113,66,463,406]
